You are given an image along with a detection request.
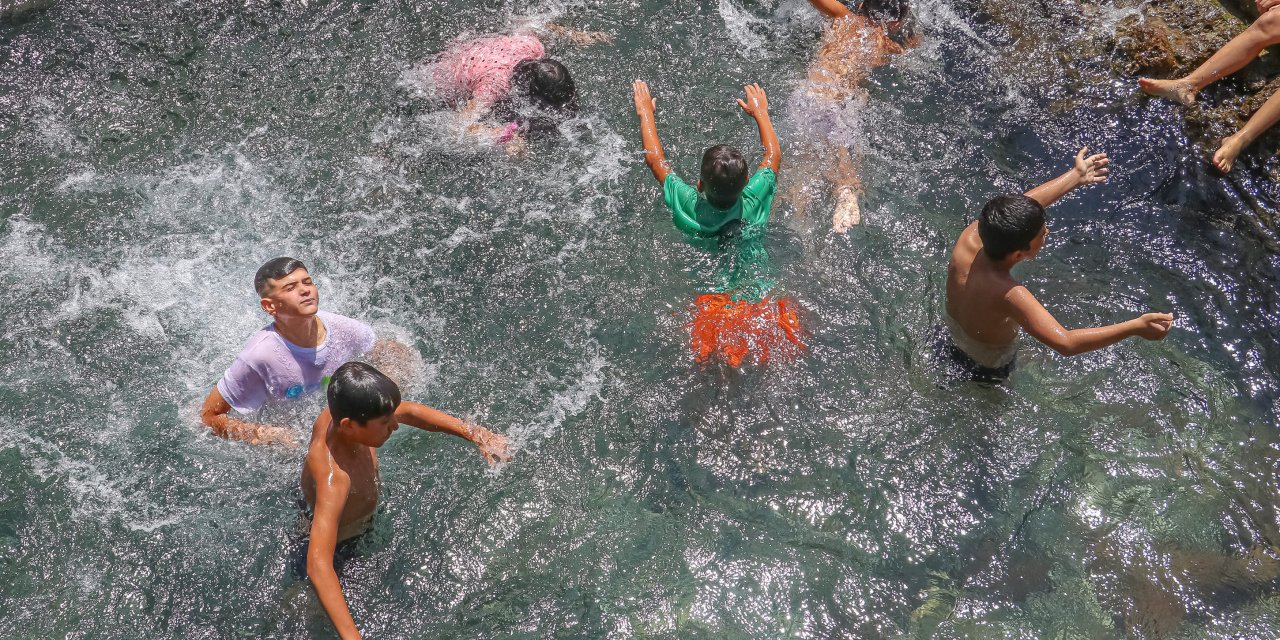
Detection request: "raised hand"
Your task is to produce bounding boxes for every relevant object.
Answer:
[737,83,770,119]
[1072,147,1110,185]
[1134,312,1174,340]
[633,80,657,118]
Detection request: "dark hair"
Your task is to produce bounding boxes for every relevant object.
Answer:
[497,58,578,139]
[978,195,1046,261]
[700,145,750,210]
[254,257,307,297]
[850,0,916,45]
[513,58,576,110]
[327,362,402,426]
[854,0,909,22]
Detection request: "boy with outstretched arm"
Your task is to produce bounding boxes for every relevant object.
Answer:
[301,362,510,640]
[631,81,804,366]
[945,148,1174,379]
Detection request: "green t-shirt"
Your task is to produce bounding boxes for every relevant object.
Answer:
[663,168,777,237]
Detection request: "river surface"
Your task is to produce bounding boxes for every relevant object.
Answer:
[2,1,1279,638]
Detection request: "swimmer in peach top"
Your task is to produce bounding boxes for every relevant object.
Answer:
[302,362,510,640]
[785,0,919,232]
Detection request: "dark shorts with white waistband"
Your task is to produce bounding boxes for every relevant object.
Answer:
[932,325,1015,383]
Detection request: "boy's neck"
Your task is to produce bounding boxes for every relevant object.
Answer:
[993,255,1022,274]
[978,251,1020,275]
[275,313,324,347]
[327,421,368,454]
[706,195,739,211]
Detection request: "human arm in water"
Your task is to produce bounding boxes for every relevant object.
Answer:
[305,440,361,640]
[632,80,672,184]
[737,83,781,173]
[199,387,296,446]
[543,23,614,45]
[394,401,512,465]
[1024,147,1110,208]
[1006,287,1174,356]
[807,0,854,19]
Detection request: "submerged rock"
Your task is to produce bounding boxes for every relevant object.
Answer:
[0,0,54,19]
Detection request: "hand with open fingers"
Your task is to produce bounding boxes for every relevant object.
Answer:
[1072,147,1110,185]
[1258,0,1280,15]
[1135,313,1174,340]
[737,83,770,119]
[633,80,657,118]
[472,427,513,465]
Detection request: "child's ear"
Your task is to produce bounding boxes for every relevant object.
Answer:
[696,179,704,192]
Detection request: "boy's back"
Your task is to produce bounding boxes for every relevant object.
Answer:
[946,222,1024,349]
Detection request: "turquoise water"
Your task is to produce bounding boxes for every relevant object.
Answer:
[2,0,1279,638]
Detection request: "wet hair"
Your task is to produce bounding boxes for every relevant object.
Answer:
[327,362,402,426]
[254,257,307,297]
[854,0,909,22]
[847,0,916,45]
[491,57,578,140]
[978,195,1046,261]
[700,145,750,210]
[512,58,576,110]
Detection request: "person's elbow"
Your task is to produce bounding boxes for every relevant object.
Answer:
[307,552,336,583]
[1043,334,1085,357]
[199,394,228,433]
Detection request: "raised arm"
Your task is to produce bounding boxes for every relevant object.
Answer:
[394,401,512,465]
[1024,147,1109,208]
[632,80,672,184]
[808,0,854,19]
[737,83,780,173]
[199,387,295,446]
[1006,287,1173,357]
[306,461,361,640]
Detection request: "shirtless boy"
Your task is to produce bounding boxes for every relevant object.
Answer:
[301,362,510,640]
[945,148,1173,377]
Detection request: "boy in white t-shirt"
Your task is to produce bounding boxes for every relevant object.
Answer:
[200,257,385,446]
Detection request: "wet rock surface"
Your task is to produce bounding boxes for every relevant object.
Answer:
[971,0,1280,226]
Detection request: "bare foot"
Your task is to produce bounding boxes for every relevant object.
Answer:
[833,188,861,233]
[1139,77,1197,105]
[1213,135,1246,172]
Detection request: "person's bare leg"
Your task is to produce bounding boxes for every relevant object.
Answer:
[1215,88,1280,171]
[829,146,862,232]
[777,145,822,221]
[1141,11,1280,105]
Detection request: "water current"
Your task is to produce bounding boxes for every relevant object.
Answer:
[2,0,1280,638]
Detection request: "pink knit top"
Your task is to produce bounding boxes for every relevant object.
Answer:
[432,34,547,106]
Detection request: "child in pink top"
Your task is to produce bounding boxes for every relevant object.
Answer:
[426,24,611,146]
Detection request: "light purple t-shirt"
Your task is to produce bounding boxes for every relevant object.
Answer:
[216,311,377,414]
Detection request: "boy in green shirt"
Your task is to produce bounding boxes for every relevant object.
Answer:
[631,81,781,236]
[631,80,801,366]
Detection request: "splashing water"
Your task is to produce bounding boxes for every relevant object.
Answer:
[2,0,1280,638]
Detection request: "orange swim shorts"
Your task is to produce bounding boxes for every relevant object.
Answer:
[688,293,805,367]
